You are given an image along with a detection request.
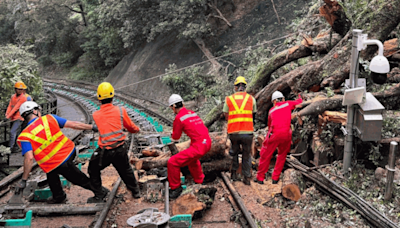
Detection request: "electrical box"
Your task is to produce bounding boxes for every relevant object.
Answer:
[354,92,384,141]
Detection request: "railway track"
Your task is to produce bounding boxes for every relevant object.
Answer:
[0,81,256,228]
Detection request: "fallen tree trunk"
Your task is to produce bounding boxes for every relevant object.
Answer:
[247,33,341,95]
[256,0,400,121]
[137,133,230,172]
[281,168,304,201]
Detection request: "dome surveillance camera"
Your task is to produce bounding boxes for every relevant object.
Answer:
[370,55,390,74]
[370,71,387,84]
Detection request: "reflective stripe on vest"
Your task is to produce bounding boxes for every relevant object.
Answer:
[17,115,74,172]
[227,93,254,133]
[99,107,124,144]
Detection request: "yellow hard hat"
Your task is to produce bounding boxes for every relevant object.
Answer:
[15,81,27,89]
[234,76,247,85]
[97,82,114,100]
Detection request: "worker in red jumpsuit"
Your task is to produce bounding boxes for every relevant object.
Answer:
[167,94,211,199]
[254,91,302,184]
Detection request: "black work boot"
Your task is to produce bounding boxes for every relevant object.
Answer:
[87,186,110,203]
[243,176,251,185]
[169,186,183,199]
[231,171,240,181]
[253,178,263,185]
[272,179,279,184]
[87,196,106,203]
[47,194,67,204]
[131,187,141,199]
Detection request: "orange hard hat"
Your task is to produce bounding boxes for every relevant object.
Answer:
[15,81,27,89]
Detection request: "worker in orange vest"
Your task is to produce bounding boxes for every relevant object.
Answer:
[4,81,32,152]
[223,76,257,185]
[16,101,100,204]
[254,91,302,184]
[88,82,141,203]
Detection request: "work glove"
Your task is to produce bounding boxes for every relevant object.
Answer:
[17,179,27,189]
[92,124,98,132]
[2,117,8,122]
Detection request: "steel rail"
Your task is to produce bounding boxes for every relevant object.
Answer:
[220,172,258,228]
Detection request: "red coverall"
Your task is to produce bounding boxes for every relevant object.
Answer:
[168,107,211,190]
[256,95,302,182]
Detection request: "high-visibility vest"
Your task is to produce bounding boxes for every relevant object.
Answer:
[226,92,254,134]
[17,115,75,173]
[93,106,126,149]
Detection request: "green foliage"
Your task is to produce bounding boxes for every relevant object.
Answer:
[162,64,216,101]
[96,0,213,49]
[0,2,16,45]
[368,143,382,166]
[0,45,43,107]
[381,117,400,138]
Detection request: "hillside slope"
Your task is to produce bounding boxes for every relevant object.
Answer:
[106,0,308,103]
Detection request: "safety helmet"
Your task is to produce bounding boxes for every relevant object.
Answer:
[234,76,247,86]
[97,82,114,100]
[19,101,39,117]
[271,91,284,102]
[168,94,183,107]
[15,81,27,89]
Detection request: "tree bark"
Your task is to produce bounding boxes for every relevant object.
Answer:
[204,103,224,128]
[319,0,351,36]
[281,168,305,201]
[138,133,229,171]
[247,34,341,95]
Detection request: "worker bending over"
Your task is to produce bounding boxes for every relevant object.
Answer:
[5,81,32,152]
[254,91,302,184]
[88,82,141,203]
[223,76,256,185]
[168,94,211,199]
[17,101,99,204]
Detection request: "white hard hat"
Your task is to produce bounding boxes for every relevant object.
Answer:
[19,101,39,116]
[271,91,284,102]
[168,94,184,106]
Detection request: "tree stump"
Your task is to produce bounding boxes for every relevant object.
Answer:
[172,193,206,217]
[281,168,304,201]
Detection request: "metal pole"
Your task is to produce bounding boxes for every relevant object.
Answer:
[385,141,397,200]
[343,29,363,173]
[165,181,169,215]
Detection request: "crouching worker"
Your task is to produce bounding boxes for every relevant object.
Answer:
[16,101,99,204]
[88,82,141,203]
[167,94,211,199]
[254,91,302,185]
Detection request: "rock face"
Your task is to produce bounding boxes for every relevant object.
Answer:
[106,32,204,103]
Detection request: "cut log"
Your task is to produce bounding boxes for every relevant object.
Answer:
[172,193,206,216]
[142,148,162,157]
[281,168,304,202]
